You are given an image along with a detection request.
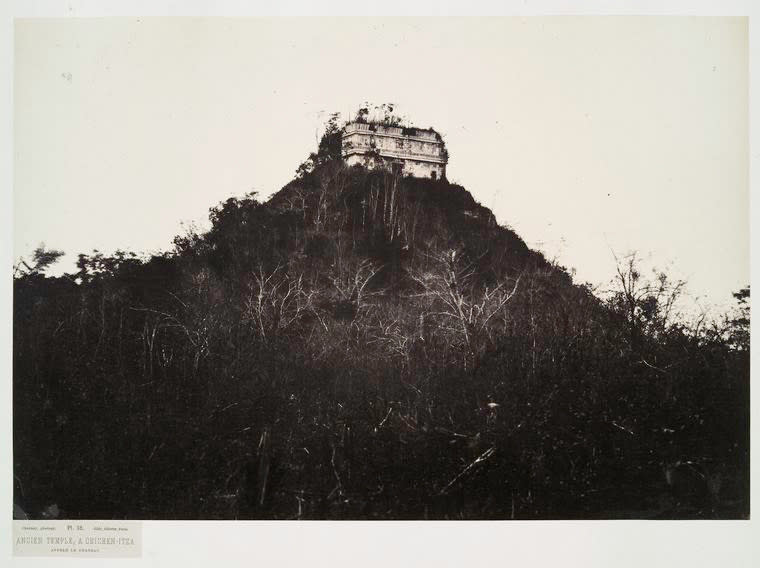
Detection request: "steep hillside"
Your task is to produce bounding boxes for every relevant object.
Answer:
[12,140,749,520]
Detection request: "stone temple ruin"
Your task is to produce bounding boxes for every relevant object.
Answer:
[341,121,448,179]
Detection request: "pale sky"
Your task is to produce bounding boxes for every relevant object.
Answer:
[14,17,748,311]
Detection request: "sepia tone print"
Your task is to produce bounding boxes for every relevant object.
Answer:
[12,19,749,521]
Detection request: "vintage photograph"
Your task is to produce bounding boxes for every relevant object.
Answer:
[12,17,749,521]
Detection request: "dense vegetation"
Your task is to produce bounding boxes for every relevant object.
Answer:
[13,130,749,520]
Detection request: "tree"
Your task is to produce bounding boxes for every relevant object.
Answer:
[726,286,750,351]
[607,251,686,351]
[316,113,343,162]
[295,113,345,178]
[14,244,65,278]
[412,249,520,367]
[355,107,369,123]
[244,264,316,342]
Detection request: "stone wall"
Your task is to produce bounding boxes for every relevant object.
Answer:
[342,122,447,179]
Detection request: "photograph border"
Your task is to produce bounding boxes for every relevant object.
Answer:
[1,1,757,567]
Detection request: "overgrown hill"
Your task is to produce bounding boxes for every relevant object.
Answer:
[269,162,545,282]
[208,159,568,288]
[12,137,749,521]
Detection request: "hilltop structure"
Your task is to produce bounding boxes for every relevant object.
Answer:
[341,122,448,179]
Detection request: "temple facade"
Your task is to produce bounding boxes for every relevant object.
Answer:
[341,122,447,179]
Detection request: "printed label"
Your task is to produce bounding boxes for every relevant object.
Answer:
[13,520,141,557]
